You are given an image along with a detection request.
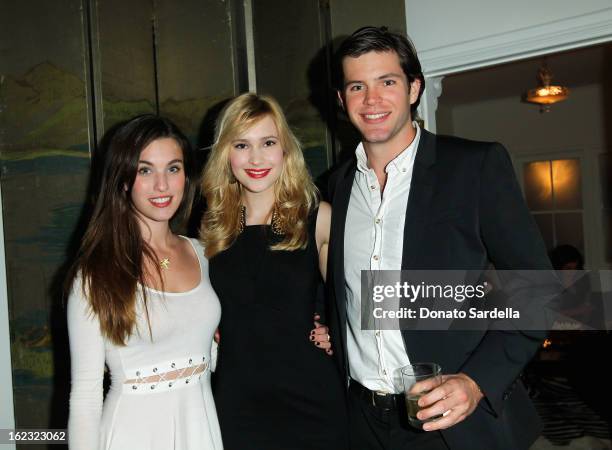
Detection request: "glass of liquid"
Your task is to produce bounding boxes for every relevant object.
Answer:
[400,363,442,429]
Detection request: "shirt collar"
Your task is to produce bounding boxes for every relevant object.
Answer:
[355,122,421,174]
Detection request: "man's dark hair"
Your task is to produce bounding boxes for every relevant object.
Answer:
[549,244,584,270]
[335,26,426,118]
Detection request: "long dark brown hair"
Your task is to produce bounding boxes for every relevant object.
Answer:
[66,114,196,346]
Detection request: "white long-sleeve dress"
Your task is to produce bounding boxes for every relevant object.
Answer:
[67,237,222,450]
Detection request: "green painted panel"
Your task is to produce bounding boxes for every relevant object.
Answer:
[0,0,91,438]
[252,0,331,178]
[155,0,237,142]
[95,0,157,131]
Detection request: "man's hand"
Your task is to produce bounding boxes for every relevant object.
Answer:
[417,373,483,431]
[310,313,333,356]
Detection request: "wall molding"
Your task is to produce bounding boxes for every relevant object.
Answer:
[419,76,444,133]
[418,7,612,77]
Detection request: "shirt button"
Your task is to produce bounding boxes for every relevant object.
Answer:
[402,168,407,173]
[370,185,376,190]
[375,331,380,337]
[375,218,381,224]
[373,255,379,261]
[383,370,387,375]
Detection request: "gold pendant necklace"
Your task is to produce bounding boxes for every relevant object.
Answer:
[159,258,170,270]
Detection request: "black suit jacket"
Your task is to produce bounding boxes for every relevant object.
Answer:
[327,129,553,450]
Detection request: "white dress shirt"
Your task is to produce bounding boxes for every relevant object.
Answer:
[345,124,421,393]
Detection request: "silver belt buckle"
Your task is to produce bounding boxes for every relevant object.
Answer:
[371,390,388,407]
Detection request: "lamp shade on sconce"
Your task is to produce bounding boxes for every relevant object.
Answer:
[524,64,569,112]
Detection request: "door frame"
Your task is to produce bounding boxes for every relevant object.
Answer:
[414,5,612,131]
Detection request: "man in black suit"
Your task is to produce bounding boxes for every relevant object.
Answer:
[326,26,553,450]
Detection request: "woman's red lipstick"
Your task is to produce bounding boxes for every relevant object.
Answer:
[245,169,271,179]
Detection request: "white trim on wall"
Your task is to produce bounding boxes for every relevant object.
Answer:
[419,76,444,133]
[417,7,612,77]
[0,184,16,448]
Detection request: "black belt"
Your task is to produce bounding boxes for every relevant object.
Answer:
[349,379,404,411]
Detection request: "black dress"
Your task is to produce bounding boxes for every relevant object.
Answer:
[209,212,348,450]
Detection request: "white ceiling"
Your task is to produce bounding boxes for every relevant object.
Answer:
[439,43,612,106]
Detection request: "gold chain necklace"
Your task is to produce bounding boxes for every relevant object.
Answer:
[238,205,283,235]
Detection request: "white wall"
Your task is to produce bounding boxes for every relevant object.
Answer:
[442,84,605,153]
[405,0,612,76]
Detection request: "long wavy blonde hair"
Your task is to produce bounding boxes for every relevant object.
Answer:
[200,93,318,258]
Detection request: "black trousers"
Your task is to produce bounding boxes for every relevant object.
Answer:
[348,381,450,450]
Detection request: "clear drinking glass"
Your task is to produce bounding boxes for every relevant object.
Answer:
[400,362,443,429]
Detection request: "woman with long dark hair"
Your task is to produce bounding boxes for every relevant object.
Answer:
[66,115,222,449]
[201,93,348,450]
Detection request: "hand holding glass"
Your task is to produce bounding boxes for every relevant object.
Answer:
[400,363,443,429]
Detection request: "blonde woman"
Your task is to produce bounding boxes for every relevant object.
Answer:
[201,93,348,450]
[66,115,222,449]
